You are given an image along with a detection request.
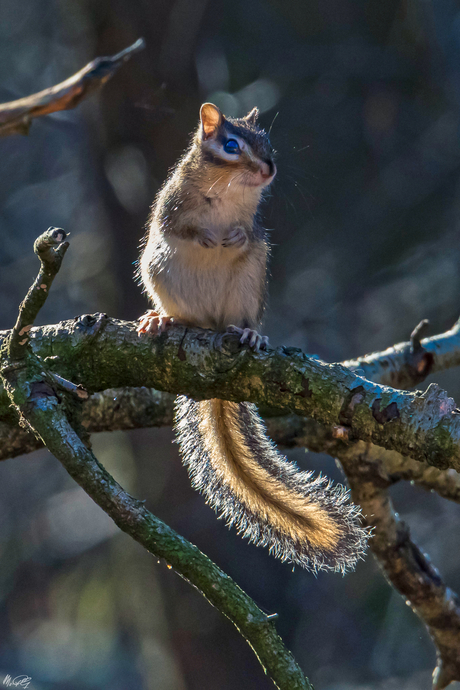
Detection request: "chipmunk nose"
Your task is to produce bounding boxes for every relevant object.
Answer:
[260,160,276,179]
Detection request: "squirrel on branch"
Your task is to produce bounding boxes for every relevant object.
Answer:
[138,102,368,573]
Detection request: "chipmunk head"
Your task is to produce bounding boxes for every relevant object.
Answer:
[197,103,276,189]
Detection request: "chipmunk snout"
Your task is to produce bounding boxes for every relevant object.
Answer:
[260,160,276,179]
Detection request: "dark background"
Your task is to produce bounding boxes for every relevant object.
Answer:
[1,1,460,688]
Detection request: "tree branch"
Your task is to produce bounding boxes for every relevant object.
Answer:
[4,377,460,687]
[1,230,460,690]
[339,445,460,690]
[3,387,460,507]
[260,416,460,688]
[0,387,176,460]
[7,227,69,360]
[343,317,460,388]
[3,375,312,689]
[0,231,313,690]
[0,39,145,137]
[262,402,460,688]
[2,316,460,471]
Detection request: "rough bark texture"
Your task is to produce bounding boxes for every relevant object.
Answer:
[2,316,460,472]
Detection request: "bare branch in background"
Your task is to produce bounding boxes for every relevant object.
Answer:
[0,38,145,137]
[340,445,460,690]
[0,387,176,460]
[3,387,460,507]
[265,414,460,505]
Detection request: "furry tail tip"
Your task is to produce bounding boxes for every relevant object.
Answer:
[175,396,370,574]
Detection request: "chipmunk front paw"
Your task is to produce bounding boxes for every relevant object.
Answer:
[137,310,175,336]
[198,229,219,248]
[222,226,247,248]
[226,325,269,352]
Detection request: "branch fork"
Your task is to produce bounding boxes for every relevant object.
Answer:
[3,228,460,687]
[0,230,314,690]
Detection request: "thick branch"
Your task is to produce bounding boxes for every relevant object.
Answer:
[2,317,460,471]
[0,39,145,137]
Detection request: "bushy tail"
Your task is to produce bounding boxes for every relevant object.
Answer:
[174,397,368,573]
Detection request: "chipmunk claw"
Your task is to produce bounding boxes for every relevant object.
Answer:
[226,325,269,352]
[137,310,174,336]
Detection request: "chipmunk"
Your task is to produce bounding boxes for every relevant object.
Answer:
[137,103,368,572]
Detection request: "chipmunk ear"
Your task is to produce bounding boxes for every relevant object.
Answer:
[244,107,259,126]
[200,103,224,139]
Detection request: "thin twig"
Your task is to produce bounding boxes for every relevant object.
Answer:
[6,227,69,361]
[411,318,431,351]
[343,317,460,389]
[0,39,145,137]
[49,372,89,399]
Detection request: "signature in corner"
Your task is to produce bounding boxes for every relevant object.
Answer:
[3,675,32,689]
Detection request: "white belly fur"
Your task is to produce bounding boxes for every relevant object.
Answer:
[142,235,265,330]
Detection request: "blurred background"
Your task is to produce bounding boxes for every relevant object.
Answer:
[1,0,460,688]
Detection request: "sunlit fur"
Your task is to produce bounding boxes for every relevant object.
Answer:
[176,399,368,573]
[139,104,369,572]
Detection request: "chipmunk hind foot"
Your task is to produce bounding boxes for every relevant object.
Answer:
[137,310,177,336]
[226,325,269,351]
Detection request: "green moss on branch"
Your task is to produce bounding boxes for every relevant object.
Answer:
[2,316,460,472]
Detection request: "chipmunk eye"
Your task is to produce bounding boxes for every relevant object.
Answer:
[223,139,240,154]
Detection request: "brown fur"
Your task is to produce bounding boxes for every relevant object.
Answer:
[139,104,369,571]
[200,400,340,549]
